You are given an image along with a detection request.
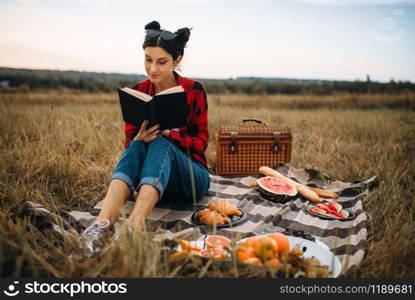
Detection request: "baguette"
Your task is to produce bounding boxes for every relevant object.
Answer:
[307,187,338,199]
[258,166,320,203]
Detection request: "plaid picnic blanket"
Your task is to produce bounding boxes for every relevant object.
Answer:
[22,164,377,276]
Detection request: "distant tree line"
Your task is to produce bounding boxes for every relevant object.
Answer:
[0,67,414,95]
[203,78,415,95]
[0,67,146,93]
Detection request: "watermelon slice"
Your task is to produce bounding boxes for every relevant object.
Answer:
[256,176,297,202]
[309,202,349,219]
[328,202,342,213]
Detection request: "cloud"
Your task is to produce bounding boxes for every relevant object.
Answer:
[24,0,274,7]
[61,0,134,7]
[15,0,39,4]
[13,0,415,7]
[13,0,127,6]
[173,0,271,3]
[296,0,415,5]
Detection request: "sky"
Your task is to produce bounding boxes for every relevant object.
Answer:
[0,0,414,82]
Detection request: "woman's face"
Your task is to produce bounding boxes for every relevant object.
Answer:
[144,46,181,84]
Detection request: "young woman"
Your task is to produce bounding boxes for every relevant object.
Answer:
[80,21,210,253]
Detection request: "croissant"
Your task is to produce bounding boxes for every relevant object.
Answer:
[208,200,242,217]
[197,208,231,225]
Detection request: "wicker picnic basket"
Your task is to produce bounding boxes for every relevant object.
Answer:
[215,119,292,176]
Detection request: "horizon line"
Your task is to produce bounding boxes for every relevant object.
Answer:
[0,65,412,84]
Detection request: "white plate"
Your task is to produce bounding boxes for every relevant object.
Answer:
[285,236,341,278]
[177,235,341,278]
[238,235,341,278]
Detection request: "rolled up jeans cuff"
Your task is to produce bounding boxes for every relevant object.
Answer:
[137,176,165,200]
[110,172,135,194]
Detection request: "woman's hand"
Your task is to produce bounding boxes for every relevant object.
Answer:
[133,120,160,143]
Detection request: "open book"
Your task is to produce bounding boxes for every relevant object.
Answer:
[118,85,188,130]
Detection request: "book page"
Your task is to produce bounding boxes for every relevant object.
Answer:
[121,87,153,102]
[156,85,184,96]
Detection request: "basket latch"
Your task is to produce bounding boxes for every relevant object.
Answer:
[229,131,238,154]
[273,132,280,153]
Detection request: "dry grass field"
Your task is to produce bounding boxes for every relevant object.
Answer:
[0,90,414,277]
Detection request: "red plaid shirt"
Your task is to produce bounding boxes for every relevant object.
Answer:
[124,71,209,169]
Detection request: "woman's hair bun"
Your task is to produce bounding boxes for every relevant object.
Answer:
[175,27,191,45]
[144,21,161,30]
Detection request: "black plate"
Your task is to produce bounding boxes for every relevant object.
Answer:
[304,205,356,221]
[191,207,248,228]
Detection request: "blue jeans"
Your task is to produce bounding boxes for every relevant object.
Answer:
[110,136,211,204]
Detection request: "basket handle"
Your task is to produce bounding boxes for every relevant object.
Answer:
[242,118,266,125]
